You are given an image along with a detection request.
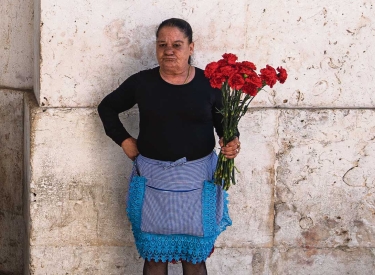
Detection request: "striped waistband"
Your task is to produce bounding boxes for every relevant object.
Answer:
[136,151,216,169]
[134,151,217,191]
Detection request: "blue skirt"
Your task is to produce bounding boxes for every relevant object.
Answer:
[126,152,231,263]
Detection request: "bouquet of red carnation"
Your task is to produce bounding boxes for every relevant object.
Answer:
[205,53,287,190]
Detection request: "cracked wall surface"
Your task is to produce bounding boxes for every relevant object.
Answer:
[275,110,375,249]
[0,0,371,274]
[34,0,375,108]
[25,106,375,274]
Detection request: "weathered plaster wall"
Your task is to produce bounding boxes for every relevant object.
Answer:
[0,1,33,89]
[26,107,375,274]
[25,97,141,273]
[24,0,375,274]
[0,0,33,274]
[0,91,24,274]
[35,0,375,108]
[275,110,375,249]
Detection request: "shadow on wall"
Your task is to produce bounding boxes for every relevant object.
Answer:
[0,91,25,275]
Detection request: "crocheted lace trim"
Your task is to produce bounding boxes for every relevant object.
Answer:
[127,176,231,263]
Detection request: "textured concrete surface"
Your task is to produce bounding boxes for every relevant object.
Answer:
[249,0,375,108]
[35,0,375,108]
[0,1,33,89]
[271,248,375,275]
[29,246,144,274]
[28,107,137,247]
[275,110,375,249]
[25,101,140,273]
[217,111,277,248]
[13,0,375,273]
[0,90,24,274]
[1,1,33,274]
[24,93,33,275]
[206,248,272,275]
[25,107,375,273]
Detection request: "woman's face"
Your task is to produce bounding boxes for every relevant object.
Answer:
[156,26,194,72]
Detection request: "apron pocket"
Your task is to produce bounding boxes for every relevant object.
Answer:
[140,185,204,236]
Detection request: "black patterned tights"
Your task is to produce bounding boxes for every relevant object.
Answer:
[143,259,207,275]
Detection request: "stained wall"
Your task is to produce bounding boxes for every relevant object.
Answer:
[2,0,374,274]
[0,0,34,274]
[0,91,25,274]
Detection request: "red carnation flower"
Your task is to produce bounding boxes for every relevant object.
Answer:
[203,53,288,190]
[260,65,277,88]
[276,66,288,84]
[240,61,256,71]
[237,64,255,76]
[245,71,262,88]
[204,62,219,78]
[209,72,226,89]
[222,53,238,65]
[228,73,245,90]
[219,65,236,77]
[242,83,259,96]
[217,59,228,67]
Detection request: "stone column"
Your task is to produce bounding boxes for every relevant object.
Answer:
[0,0,33,274]
[0,91,25,275]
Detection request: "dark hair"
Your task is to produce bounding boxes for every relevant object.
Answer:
[156,18,193,64]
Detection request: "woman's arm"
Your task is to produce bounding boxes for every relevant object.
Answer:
[97,74,138,152]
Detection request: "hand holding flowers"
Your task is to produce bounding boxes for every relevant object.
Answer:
[205,53,287,190]
[219,136,240,159]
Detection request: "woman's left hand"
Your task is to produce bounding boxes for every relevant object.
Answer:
[219,137,241,159]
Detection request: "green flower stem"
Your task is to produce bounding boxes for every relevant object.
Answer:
[214,82,265,190]
[211,78,271,189]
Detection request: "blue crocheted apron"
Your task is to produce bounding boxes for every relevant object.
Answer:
[126,151,232,263]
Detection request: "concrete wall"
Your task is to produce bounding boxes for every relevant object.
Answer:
[25,97,142,273]
[34,0,375,108]
[0,0,372,274]
[0,1,33,89]
[0,91,25,275]
[0,0,33,274]
[25,108,375,274]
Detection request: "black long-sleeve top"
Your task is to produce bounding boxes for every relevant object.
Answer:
[98,67,225,161]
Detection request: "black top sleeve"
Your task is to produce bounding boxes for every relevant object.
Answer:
[97,74,138,146]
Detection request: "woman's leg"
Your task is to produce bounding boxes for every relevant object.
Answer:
[181,260,207,275]
[143,259,168,275]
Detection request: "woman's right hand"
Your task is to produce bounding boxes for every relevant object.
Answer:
[121,137,139,161]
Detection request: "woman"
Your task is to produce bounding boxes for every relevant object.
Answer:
[98,18,240,275]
